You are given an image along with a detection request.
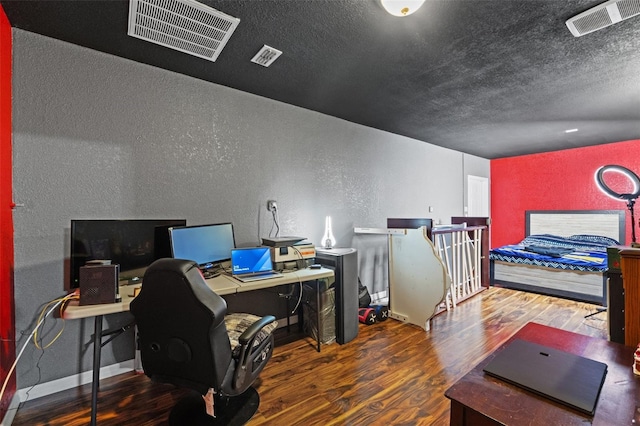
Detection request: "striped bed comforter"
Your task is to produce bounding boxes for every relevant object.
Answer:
[489,234,619,272]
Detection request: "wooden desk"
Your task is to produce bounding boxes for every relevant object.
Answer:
[63,274,242,320]
[445,322,639,425]
[63,267,334,426]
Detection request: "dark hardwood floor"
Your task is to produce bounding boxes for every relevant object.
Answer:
[11,287,608,425]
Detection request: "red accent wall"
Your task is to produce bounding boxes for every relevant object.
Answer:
[491,139,640,248]
[0,4,14,418]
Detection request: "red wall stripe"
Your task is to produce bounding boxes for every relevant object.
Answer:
[0,4,14,418]
[491,139,640,248]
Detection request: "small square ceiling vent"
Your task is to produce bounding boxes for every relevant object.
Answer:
[128,0,240,62]
[251,45,283,67]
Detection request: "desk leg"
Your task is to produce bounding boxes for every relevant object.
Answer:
[90,315,103,426]
[316,279,321,353]
[449,399,500,426]
[449,400,464,426]
[286,293,291,332]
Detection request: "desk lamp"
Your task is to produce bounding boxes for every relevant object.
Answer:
[322,216,336,249]
[595,164,640,246]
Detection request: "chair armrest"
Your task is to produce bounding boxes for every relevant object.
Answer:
[230,314,276,393]
[238,315,276,346]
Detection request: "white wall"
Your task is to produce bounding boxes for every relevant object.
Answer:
[11,29,489,390]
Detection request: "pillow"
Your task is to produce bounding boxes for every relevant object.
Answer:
[521,234,573,248]
[520,233,618,253]
[225,313,277,357]
[569,234,620,247]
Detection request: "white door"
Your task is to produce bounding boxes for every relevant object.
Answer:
[467,175,489,217]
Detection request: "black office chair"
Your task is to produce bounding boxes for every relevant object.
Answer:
[130,258,277,425]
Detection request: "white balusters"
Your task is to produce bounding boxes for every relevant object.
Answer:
[433,226,484,309]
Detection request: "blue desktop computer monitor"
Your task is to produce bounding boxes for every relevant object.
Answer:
[169,223,236,270]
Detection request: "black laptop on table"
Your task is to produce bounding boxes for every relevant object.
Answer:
[483,339,608,416]
[231,247,283,282]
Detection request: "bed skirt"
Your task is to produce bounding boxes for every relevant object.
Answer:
[490,260,605,305]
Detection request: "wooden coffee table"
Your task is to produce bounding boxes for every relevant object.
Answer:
[445,322,640,425]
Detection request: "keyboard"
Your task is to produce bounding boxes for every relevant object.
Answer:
[200,268,221,280]
[234,272,283,282]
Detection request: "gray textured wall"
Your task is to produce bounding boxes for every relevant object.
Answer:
[11,29,489,390]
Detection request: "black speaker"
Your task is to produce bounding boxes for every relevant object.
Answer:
[315,248,358,344]
[79,264,119,305]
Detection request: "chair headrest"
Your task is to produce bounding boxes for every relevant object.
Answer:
[145,257,200,277]
[135,258,227,325]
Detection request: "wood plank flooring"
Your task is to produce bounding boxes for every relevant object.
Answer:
[11,287,608,425]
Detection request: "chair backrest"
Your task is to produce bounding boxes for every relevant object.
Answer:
[130,258,233,395]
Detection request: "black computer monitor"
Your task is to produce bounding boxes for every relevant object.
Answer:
[70,219,187,288]
[169,223,236,270]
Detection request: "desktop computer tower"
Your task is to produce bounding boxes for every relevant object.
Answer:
[315,248,358,344]
[79,264,119,305]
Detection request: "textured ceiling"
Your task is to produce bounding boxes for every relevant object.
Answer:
[2,0,640,159]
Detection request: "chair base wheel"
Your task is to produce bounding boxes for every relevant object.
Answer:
[169,387,260,426]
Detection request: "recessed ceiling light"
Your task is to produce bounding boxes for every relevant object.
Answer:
[565,128,579,133]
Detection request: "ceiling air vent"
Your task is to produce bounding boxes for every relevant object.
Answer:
[566,0,640,37]
[128,0,240,62]
[251,45,283,67]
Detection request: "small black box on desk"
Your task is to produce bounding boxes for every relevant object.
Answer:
[79,264,119,305]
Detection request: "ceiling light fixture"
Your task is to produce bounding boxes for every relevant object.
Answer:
[380,0,426,17]
[565,128,579,133]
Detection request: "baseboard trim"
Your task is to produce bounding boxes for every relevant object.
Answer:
[2,361,133,425]
[16,359,134,405]
[1,394,20,426]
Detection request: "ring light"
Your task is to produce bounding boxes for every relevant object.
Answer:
[595,164,640,201]
[595,164,640,244]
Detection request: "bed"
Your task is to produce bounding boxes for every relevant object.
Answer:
[490,210,626,304]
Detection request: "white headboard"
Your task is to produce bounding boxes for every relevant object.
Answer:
[526,210,626,243]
